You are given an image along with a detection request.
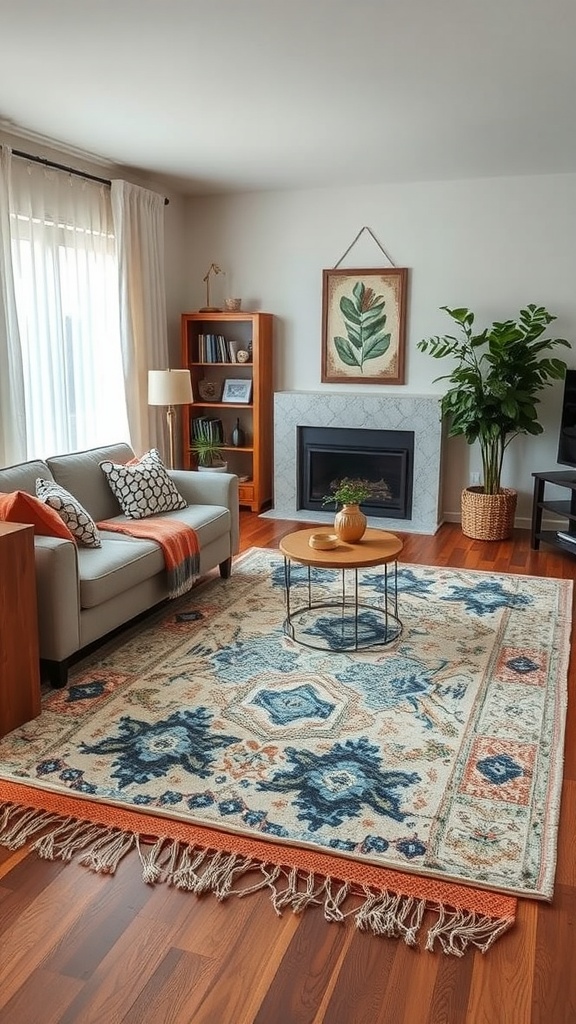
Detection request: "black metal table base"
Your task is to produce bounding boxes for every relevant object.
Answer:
[282,559,402,652]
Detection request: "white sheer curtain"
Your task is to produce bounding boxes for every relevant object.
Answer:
[0,146,27,464]
[111,181,169,457]
[7,152,130,460]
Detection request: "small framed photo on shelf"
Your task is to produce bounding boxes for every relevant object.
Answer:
[222,378,252,403]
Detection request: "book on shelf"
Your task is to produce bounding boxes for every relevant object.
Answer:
[196,333,236,363]
[191,417,223,443]
[556,530,576,544]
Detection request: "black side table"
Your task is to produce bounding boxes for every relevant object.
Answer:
[531,470,576,552]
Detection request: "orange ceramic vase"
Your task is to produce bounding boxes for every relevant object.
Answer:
[334,503,367,543]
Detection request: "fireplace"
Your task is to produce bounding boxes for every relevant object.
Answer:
[266,391,443,535]
[297,426,413,519]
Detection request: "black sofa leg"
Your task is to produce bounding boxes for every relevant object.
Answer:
[42,659,69,689]
[219,557,232,579]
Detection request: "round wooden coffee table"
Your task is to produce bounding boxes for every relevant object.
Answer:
[278,527,404,652]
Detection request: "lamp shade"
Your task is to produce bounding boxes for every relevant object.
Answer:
[148,369,193,406]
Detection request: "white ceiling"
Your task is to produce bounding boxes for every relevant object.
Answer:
[1,0,576,196]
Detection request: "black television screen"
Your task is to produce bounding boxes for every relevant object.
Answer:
[557,369,576,467]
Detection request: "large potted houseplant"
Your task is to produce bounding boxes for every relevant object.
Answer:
[418,304,568,540]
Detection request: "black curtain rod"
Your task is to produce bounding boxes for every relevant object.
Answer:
[12,148,169,205]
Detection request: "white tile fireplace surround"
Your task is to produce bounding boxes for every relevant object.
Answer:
[264,391,443,535]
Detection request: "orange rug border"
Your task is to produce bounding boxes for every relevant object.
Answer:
[0,778,517,922]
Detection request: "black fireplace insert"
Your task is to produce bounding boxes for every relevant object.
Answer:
[297,426,414,520]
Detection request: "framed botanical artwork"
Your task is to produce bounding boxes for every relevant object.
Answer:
[321,267,408,385]
[222,378,253,403]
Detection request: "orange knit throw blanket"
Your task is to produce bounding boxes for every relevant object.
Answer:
[97,518,200,598]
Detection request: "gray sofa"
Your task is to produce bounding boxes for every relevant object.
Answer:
[0,442,239,687]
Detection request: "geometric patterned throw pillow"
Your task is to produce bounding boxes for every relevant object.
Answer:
[35,478,102,548]
[99,447,187,520]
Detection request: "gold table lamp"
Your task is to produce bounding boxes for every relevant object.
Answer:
[148,369,193,469]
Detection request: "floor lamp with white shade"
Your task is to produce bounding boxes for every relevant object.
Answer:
[148,369,193,469]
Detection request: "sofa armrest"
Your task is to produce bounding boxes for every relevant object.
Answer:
[169,470,240,554]
[34,536,81,661]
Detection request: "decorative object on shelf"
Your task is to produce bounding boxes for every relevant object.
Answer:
[225,297,242,311]
[197,379,222,402]
[418,304,569,541]
[222,378,253,404]
[199,263,224,312]
[147,368,193,469]
[231,418,245,447]
[322,478,371,542]
[321,267,408,385]
[236,349,250,364]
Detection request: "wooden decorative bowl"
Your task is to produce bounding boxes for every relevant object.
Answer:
[308,532,339,550]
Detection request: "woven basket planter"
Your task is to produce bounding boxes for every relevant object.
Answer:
[460,487,518,541]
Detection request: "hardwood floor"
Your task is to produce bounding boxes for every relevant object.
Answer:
[1,515,575,1024]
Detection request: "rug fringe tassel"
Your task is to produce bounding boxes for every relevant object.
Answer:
[33,820,106,862]
[355,888,426,946]
[424,904,514,956]
[0,801,514,954]
[77,829,136,873]
[0,804,63,849]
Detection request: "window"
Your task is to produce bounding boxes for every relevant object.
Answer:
[9,163,129,459]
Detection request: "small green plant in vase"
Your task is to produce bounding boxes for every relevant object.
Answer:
[322,477,371,542]
[322,478,372,509]
[190,436,227,471]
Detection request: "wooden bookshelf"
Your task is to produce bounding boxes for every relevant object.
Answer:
[180,311,274,511]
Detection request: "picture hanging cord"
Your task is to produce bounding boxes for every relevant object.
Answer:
[334,226,396,268]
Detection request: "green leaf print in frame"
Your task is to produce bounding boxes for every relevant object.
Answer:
[321,267,408,384]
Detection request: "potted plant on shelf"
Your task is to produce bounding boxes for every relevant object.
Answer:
[190,436,228,473]
[418,304,569,540]
[322,477,372,542]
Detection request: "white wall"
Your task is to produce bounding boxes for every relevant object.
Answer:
[183,173,576,525]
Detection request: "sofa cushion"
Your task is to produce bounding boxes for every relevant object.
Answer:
[36,479,102,548]
[0,459,54,497]
[46,443,135,522]
[78,535,164,608]
[0,490,76,540]
[100,448,187,519]
[83,504,231,607]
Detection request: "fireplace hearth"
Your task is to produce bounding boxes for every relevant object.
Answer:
[298,426,413,519]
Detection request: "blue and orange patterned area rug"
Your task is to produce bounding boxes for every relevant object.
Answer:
[0,548,571,955]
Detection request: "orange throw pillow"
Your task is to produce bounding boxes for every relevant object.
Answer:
[0,490,76,541]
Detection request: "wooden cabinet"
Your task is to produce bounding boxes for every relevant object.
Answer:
[180,311,274,512]
[0,522,41,738]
